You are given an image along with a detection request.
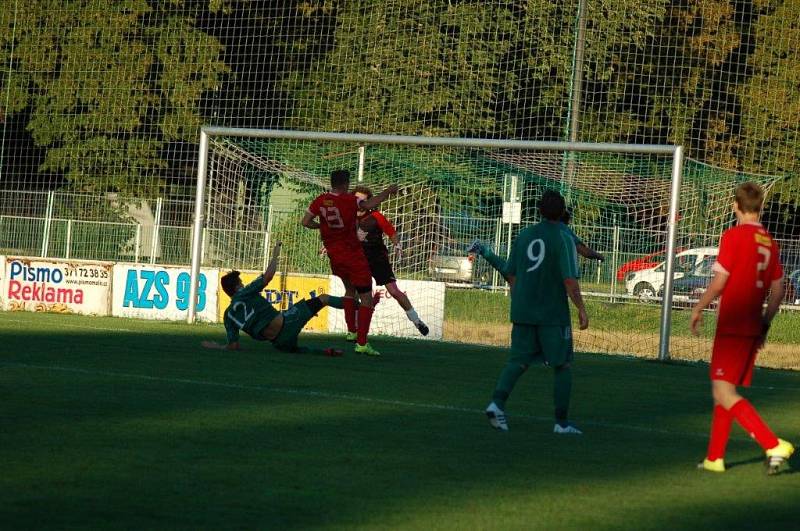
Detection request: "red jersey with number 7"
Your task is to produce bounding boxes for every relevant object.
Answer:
[713,222,783,336]
[307,192,362,252]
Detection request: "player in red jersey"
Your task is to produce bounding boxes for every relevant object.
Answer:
[353,185,429,337]
[301,169,398,356]
[691,182,794,475]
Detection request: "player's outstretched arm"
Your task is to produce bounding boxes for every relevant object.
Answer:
[262,241,282,285]
[480,247,512,283]
[360,184,398,210]
[564,278,589,330]
[576,243,604,261]
[690,271,728,335]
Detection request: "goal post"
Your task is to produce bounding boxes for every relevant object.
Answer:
[189,127,689,359]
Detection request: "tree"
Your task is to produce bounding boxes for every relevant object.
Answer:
[738,0,800,202]
[284,0,521,138]
[1,0,229,198]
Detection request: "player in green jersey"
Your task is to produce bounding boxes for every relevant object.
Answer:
[484,190,589,434]
[202,242,347,355]
[468,208,603,282]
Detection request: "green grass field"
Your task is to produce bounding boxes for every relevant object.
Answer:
[445,288,800,344]
[2,312,799,530]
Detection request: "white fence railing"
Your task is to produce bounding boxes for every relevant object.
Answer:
[2,212,799,307]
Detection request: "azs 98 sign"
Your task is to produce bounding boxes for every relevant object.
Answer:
[112,264,218,322]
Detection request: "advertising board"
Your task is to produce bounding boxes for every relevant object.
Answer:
[112,264,218,322]
[3,256,113,316]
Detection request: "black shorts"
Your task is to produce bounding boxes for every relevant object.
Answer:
[365,247,396,286]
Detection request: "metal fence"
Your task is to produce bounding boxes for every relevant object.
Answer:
[2,210,798,308]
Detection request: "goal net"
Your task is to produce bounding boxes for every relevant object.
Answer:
[194,130,779,356]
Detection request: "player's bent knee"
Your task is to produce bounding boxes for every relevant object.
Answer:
[711,382,741,409]
[555,362,571,371]
[306,297,325,315]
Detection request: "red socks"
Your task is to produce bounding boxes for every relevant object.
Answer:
[707,405,734,461]
[357,305,374,346]
[342,297,357,333]
[344,297,374,345]
[730,399,779,450]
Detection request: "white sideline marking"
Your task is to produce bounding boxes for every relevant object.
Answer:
[0,318,134,333]
[0,361,756,442]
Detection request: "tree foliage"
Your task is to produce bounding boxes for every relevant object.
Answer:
[2,0,800,204]
[1,0,229,196]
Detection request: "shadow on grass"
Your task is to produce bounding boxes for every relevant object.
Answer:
[1,314,799,530]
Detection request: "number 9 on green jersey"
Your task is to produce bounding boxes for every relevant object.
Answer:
[503,222,580,327]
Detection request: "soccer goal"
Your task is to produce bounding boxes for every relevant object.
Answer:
[188,128,774,360]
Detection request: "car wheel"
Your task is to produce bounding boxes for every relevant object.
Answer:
[634,282,657,302]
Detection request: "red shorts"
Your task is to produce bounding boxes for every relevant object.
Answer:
[328,247,372,291]
[710,334,761,387]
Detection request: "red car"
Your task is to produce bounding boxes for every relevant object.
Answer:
[616,250,668,282]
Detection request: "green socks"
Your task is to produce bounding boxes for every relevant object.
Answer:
[492,362,573,424]
[554,365,572,424]
[492,362,526,410]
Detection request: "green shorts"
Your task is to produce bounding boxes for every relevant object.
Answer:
[272,300,316,352]
[510,323,574,368]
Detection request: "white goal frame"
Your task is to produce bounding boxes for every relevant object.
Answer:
[189,127,685,361]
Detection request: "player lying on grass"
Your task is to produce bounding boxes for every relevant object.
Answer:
[468,208,603,282]
[690,182,794,475]
[484,190,589,435]
[352,185,429,337]
[302,169,398,356]
[202,242,346,356]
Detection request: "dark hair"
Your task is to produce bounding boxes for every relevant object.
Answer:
[539,189,566,221]
[353,184,373,199]
[734,181,764,214]
[221,271,242,297]
[331,169,351,188]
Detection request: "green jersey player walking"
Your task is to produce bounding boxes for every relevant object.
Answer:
[485,190,589,434]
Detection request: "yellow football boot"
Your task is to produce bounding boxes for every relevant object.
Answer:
[697,458,726,473]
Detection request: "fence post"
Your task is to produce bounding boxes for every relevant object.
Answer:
[135,224,142,263]
[150,197,162,264]
[610,224,620,303]
[40,191,55,258]
[595,257,601,285]
[263,204,274,271]
[65,219,72,259]
[262,230,270,271]
[201,227,208,265]
[492,217,502,289]
[357,146,366,182]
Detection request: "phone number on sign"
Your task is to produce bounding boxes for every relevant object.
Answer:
[64,267,110,279]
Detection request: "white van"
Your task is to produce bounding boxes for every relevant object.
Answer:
[624,247,718,301]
